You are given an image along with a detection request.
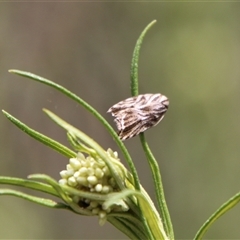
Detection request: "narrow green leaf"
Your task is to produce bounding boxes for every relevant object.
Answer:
[130,20,157,96]
[108,213,147,239]
[103,189,168,240]
[109,212,146,231]
[0,189,70,210]
[2,110,76,158]
[194,192,240,240]
[115,217,147,240]
[108,217,140,240]
[0,176,58,196]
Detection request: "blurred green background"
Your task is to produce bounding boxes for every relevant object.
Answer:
[1,2,240,239]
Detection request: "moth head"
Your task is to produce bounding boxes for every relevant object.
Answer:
[150,94,169,114]
[160,95,169,109]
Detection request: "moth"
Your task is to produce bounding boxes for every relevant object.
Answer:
[107,93,169,141]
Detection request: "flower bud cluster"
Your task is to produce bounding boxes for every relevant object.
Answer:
[59,149,129,225]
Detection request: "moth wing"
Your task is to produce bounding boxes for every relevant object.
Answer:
[111,108,137,130]
[137,106,167,128]
[116,109,146,140]
[107,96,139,117]
[107,93,169,140]
[119,109,167,140]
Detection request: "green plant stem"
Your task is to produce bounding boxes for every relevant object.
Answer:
[139,133,174,239]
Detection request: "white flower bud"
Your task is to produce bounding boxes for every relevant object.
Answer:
[80,161,87,167]
[79,167,88,176]
[95,184,103,192]
[73,171,80,178]
[76,176,88,186]
[113,151,118,158]
[90,161,98,168]
[77,152,85,160]
[59,170,69,179]
[102,166,110,176]
[58,179,67,185]
[66,169,75,177]
[69,158,81,170]
[95,168,104,178]
[66,164,73,171]
[87,176,98,185]
[86,167,94,176]
[101,185,110,193]
[68,176,77,187]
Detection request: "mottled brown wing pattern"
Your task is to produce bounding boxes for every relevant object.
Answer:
[107,93,169,140]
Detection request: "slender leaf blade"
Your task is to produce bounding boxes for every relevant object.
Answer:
[2,110,76,158]
[0,188,70,210]
[194,192,240,240]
